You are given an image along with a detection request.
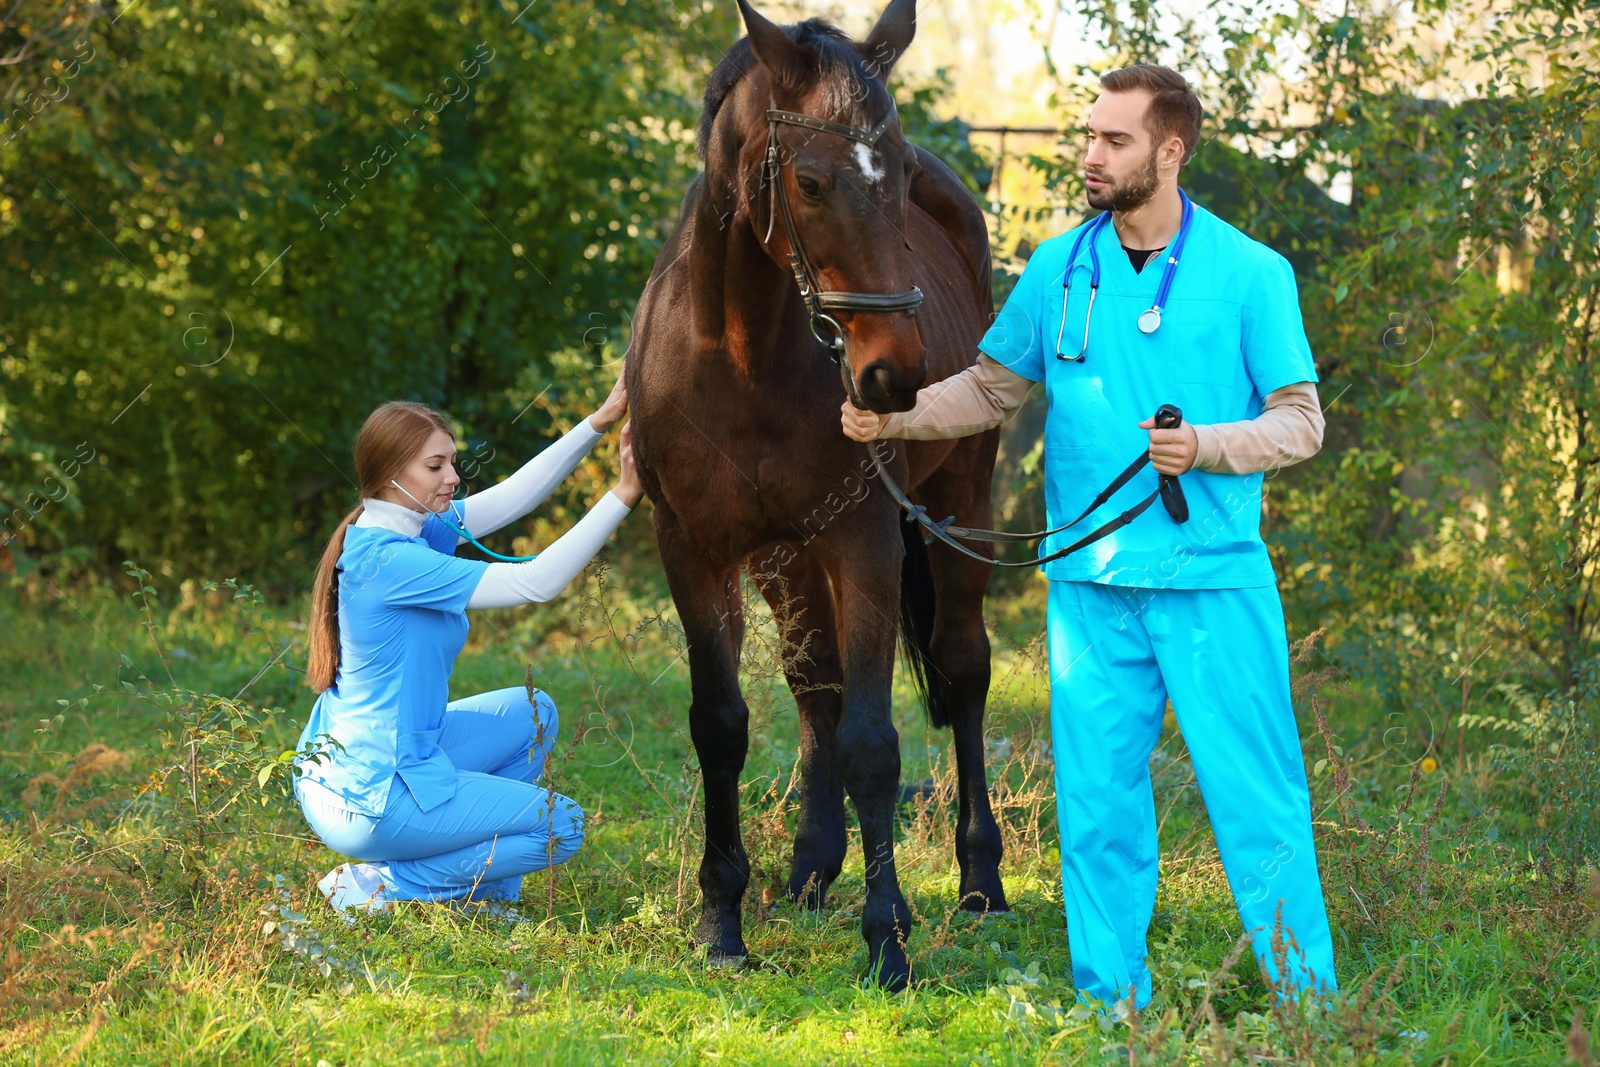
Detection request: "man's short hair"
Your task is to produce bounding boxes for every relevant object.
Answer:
[1099,64,1203,165]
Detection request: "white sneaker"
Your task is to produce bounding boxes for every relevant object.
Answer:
[448,898,532,923]
[317,862,394,921]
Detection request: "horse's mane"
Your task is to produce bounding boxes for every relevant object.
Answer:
[695,17,891,162]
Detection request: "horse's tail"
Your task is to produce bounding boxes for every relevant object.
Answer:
[898,515,948,728]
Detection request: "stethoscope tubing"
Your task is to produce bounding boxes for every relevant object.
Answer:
[387,479,540,563]
[436,500,540,563]
[1054,188,1194,361]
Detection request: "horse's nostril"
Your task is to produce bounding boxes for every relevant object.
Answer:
[869,365,894,395]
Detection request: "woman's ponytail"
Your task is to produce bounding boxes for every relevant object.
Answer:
[306,505,363,693]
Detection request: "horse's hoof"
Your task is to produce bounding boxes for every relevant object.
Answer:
[865,959,912,993]
[864,944,912,992]
[958,889,1011,915]
[786,872,831,911]
[691,933,749,969]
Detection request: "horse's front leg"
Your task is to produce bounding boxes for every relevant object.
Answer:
[750,542,846,909]
[813,525,914,990]
[655,510,751,960]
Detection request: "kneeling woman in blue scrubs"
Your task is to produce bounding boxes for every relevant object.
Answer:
[294,379,638,916]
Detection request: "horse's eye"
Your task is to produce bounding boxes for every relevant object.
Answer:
[796,175,823,199]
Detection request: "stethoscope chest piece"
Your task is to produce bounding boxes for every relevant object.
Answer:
[1137,308,1162,334]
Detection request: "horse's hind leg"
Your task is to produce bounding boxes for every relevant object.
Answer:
[749,543,846,909]
[654,509,752,960]
[916,466,1010,914]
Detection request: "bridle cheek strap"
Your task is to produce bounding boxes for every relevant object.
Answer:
[759,99,923,366]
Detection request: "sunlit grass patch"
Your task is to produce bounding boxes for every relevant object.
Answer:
[1,567,1596,1064]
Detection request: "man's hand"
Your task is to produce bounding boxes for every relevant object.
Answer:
[840,398,888,442]
[1139,414,1198,475]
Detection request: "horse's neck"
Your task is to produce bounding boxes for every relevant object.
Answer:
[687,174,807,383]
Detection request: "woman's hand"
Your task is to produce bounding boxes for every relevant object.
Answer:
[589,371,629,433]
[614,421,643,506]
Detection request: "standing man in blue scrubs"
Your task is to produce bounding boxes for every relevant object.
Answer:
[841,64,1338,1011]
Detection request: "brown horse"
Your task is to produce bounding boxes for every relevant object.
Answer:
[626,0,1006,990]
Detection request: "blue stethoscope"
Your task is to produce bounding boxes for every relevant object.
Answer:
[1055,188,1195,362]
[389,478,539,562]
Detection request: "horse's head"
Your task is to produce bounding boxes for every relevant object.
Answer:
[727,0,926,413]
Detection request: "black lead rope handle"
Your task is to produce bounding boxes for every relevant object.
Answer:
[932,404,1190,542]
[1153,403,1190,525]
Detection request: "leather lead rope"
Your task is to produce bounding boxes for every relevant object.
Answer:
[846,349,1190,568]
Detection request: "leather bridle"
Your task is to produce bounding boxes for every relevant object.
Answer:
[759,96,1189,567]
[761,97,922,387]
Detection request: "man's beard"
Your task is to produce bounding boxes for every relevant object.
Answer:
[1086,147,1161,213]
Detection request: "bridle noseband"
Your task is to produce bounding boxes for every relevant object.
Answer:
[761,97,922,388]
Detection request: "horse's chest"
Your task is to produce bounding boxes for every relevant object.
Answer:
[646,420,771,517]
[647,416,864,545]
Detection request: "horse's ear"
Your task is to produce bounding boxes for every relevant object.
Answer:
[859,0,916,80]
[735,0,810,97]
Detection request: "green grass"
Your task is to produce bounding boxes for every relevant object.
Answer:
[1,562,1596,1065]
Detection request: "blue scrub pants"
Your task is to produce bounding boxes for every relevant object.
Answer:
[1046,579,1338,1010]
[297,686,584,903]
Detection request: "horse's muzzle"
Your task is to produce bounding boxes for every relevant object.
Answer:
[856,357,926,414]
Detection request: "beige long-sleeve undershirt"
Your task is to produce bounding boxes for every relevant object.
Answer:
[878,355,1324,475]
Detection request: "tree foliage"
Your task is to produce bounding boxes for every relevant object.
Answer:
[0,0,988,595]
[1,0,730,588]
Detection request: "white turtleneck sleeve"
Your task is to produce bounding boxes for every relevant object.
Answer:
[455,418,605,543]
[465,490,634,609]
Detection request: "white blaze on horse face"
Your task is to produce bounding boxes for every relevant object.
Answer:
[852,142,885,184]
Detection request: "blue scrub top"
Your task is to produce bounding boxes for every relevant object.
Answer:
[295,514,491,816]
[980,201,1318,588]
